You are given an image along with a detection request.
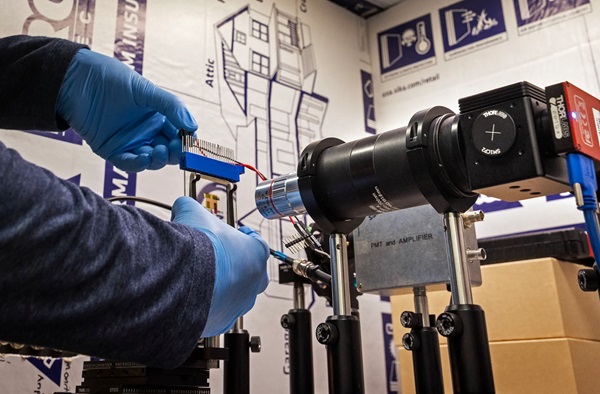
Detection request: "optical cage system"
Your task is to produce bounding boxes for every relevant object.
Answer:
[255,81,600,231]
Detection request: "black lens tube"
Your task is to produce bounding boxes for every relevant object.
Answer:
[256,107,477,234]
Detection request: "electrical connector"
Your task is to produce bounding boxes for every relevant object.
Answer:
[291,258,332,284]
[283,219,325,254]
[179,131,244,183]
[566,153,597,210]
[269,248,331,284]
[566,153,600,275]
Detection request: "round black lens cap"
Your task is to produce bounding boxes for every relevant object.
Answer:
[472,109,516,157]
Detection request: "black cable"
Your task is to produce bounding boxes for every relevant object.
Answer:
[107,196,172,211]
[270,249,331,285]
[270,248,295,265]
[308,268,332,285]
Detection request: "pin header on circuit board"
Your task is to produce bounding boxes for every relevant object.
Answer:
[179,130,245,182]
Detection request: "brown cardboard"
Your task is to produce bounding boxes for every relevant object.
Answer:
[391,258,600,346]
[398,338,600,394]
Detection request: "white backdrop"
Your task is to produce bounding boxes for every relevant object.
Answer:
[2,0,600,393]
[0,1,396,393]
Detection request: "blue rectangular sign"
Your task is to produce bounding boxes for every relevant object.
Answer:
[378,14,435,79]
[514,0,591,33]
[361,70,376,134]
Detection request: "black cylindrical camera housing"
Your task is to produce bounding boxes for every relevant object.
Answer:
[287,309,315,394]
[256,107,477,233]
[444,304,495,394]
[295,108,476,233]
[310,128,427,216]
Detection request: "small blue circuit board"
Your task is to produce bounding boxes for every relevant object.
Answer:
[180,152,245,183]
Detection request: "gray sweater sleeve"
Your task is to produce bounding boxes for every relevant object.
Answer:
[0,36,216,368]
[0,35,85,130]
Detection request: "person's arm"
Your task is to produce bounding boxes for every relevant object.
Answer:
[0,141,215,368]
[0,35,198,172]
[0,35,85,131]
[0,35,269,366]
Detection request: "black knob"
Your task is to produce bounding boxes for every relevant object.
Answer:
[281,314,295,329]
[578,269,600,292]
[249,336,261,353]
[400,311,419,328]
[436,312,462,337]
[315,322,338,345]
[402,333,420,351]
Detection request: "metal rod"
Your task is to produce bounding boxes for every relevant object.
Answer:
[225,182,244,332]
[188,173,201,199]
[185,172,222,351]
[204,335,220,348]
[226,183,238,227]
[182,133,188,196]
[293,282,305,310]
[234,316,244,331]
[329,233,352,316]
[443,212,473,305]
[413,287,430,328]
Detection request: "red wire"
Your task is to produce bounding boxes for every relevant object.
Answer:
[235,159,294,224]
[237,162,267,181]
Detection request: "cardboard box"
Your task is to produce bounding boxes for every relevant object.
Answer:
[398,338,600,394]
[391,258,600,346]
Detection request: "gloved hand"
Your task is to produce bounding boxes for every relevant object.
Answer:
[171,196,269,337]
[57,49,198,172]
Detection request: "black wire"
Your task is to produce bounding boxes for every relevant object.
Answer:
[310,268,332,285]
[270,248,296,265]
[270,248,331,285]
[107,196,173,211]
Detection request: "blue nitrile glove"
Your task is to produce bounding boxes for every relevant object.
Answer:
[171,196,269,337]
[57,49,198,172]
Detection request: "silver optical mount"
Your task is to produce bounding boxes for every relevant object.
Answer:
[255,173,305,219]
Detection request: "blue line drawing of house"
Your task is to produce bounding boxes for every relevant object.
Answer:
[215,5,329,296]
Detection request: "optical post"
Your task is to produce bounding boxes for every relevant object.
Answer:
[181,132,264,394]
[400,287,444,394]
[273,228,335,394]
[279,275,315,394]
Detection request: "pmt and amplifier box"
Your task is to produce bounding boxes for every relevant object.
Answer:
[353,204,481,295]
